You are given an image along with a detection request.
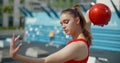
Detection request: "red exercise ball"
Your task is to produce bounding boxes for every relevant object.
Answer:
[89,3,111,26]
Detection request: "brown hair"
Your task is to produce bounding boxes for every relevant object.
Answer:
[61,5,92,45]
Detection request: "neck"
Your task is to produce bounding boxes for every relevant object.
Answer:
[72,30,85,40]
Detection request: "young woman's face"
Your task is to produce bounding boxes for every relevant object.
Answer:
[60,13,78,35]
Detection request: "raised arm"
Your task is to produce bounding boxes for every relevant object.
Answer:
[84,10,91,32]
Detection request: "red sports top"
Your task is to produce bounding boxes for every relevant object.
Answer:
[64,38,90,63]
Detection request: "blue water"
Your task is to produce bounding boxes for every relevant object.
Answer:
[25,11,120,47]
[25,24,70,45]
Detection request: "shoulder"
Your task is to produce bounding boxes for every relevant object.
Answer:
[67,39,88,47]
[67,40,88,49]
[65,41,89,60]
[66,40,89,55]
[65,40,89,56]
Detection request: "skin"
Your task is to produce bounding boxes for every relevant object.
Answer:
[84,10,91,33]
[9,11,90,63]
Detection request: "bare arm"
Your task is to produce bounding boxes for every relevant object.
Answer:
[85,10,91,32]
[44,42,87,63]
[14,55,45,63]
[10,34,88,63]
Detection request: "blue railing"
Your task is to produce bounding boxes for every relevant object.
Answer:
[91,28,120,52]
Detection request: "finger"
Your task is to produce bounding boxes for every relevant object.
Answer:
[11,33,15,46]
[14,35,20,43]
[10,33,15,49]
[14,43,22,53]
[11,34,20,49]
[12,33,15,42]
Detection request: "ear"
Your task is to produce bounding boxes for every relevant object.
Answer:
[75,17,80,24]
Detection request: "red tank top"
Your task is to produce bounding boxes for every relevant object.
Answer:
[64,38,90,63]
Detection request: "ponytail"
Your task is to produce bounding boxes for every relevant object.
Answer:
[74,5,92,45]
[83,29,92,45]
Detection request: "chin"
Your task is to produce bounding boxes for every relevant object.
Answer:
[65,32,71,35]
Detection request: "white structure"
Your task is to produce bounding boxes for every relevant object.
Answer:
[3,0,9,27]
[96,0,120,12]
[2,0,20,27]
[13,0,20,27]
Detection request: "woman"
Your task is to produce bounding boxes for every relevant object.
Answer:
[9,5,92,63]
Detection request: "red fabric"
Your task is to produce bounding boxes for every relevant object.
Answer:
[64,38,90,63]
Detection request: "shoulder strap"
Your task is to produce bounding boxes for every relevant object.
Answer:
[67,38,90,47]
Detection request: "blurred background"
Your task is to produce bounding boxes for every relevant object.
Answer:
[0,0,96,28]
[0,0,120,63]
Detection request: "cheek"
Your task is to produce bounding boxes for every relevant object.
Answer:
[68,22,76,29]
[67,24,75,33]
[69,23,77,32]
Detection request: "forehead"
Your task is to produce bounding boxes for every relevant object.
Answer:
[60,13,73,21]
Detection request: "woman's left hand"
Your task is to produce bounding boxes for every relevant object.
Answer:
[9,33,22,59]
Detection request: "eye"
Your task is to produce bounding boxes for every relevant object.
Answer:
[60,19,69,26]
[64,19,69,24]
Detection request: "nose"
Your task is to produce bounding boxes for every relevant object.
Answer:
[62,24,66,29]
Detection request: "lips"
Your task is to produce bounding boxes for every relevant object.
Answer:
[64,29,67,33]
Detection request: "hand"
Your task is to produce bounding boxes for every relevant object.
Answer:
[10,33,22,58]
